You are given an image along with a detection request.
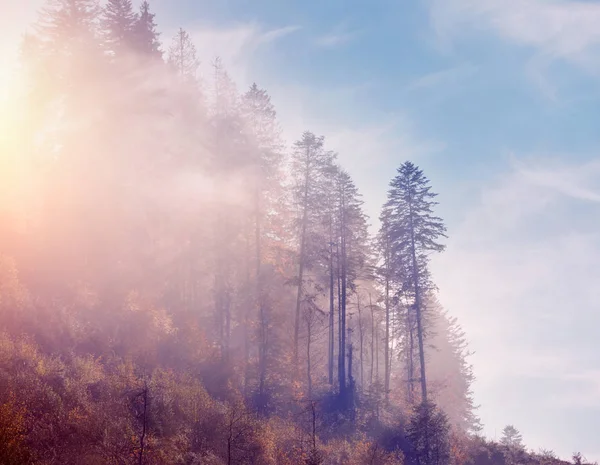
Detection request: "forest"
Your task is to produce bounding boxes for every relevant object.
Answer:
[0,1,594,464]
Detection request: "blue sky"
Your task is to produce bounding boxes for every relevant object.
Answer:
[4,0,600,459]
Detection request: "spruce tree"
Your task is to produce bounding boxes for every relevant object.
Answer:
[36,0,100,53]
[102,0,137,53]
[241,83,284,409]
[334,169,370,401]
[133,1,162,58]
[407,402,451,465]
[381,161,446,403]
[501,425,524,450]
[290,132,336,369]
[168,28,200,81]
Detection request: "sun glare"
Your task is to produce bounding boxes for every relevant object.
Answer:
[0,61,17,120]
[0,52,23,131]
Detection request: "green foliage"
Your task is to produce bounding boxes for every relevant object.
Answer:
[406,402,451,465]
[500,425,523,450]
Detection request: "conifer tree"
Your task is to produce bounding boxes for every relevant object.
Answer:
[290,132,336,369]
[133,1,162,58]
[334,169,370,399]
[102,0,137,53]
[168,28,200,81]
[407,402,451,465]
[36,0,100,50]
[501,425,524,450]
[381,162,446,403]
[426,300,481,433]
[241,83,285,409]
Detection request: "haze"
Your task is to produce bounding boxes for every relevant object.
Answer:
[1,0,599,464]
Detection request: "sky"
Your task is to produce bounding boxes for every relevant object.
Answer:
[3,0,600,460]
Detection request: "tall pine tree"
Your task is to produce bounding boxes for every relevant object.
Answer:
[133,1,162,58]
[381,162,446,403]
[168,28,200,82]
[102,0,137,54]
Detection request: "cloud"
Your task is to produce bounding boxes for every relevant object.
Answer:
[177,22,299,86]
[407,63,478,91]
[553,370,600,409]
[314,23,359,48]
[315,32,355,48]
[428,0,600,98]
[430,154,600,456]
[258,25,302,44]
[430,0,600,61]
[512,156,600,203]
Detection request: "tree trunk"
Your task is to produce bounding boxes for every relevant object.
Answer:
[407,307,415,404]
[357,294,364,389]
[307,315,312,400]
[328,224,335,385]
[256,178,267,408]
[339,193,347,395]
[337,242,344,393]
[293,147,311,368]
[384,240,390,404]
[369,293,375,388]
[409,202,427,403]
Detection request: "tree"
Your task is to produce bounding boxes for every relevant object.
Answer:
[36,0,100,51]
[381,161,447,403]
[334,168,370,400]
[102,0,138,53]
[407,402,451,465]
[377,215,393,404]
[240,83,285,407]
[290,132,335,370]
[500,425,523,450]
[133,1,162,58]
[0,396,32,465]
[426,300,481,433]
[168,28,200,81]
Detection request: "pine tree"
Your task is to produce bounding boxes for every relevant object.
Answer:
[407,402,451,465]
[290,132,336,370]
[426,300,481,434]
[333,169,370,401]
[381,161,446,403]
[168,28,200,81]
[35,0,100,54]
[207,59,246,363]
[133,1,162,58]
[241,83,285,410]
[102,0,137,53]
[500,425,524,450]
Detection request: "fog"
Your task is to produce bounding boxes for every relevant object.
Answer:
[0,1,586,465]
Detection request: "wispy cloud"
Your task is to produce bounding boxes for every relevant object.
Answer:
[314,23,359,49]
[430,0,600,63]
[406,63,478,91]
[258,25,302,44]
[181,22,299,87]
[511,156,600,203]
[431,154,600,456]
[428,0,600,98]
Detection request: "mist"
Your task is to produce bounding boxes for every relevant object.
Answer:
[0,1,592,465]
